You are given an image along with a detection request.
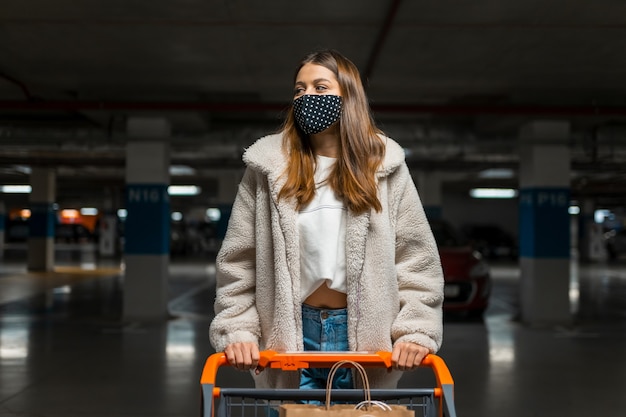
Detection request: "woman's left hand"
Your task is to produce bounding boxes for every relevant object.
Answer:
[391,342,429,371]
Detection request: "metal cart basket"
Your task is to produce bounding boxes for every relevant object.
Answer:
[200,351,456,417]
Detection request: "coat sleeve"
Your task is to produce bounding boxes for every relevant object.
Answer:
[209,168,261,352]
[390,163,444,353]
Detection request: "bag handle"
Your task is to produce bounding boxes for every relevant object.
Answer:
[325,360,372,411]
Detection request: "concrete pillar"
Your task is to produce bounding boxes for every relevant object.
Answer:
[124,118,171,321]
[576,199,591,262]
[98,188,117,257]
[0,201,5,260]
[518,121,571,326]
[28,168,56,271]
[415,171,443,220]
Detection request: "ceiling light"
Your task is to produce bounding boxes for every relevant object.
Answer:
[469,188,518,199]
[206,208,221,222]
[0,185,31,193]
[13,165,32,175]
[168,185,201,196]
[478,168,514,179]
[169,165,196,176]
[594,209,612,224]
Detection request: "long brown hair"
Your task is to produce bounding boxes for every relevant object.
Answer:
[278,49,385,213]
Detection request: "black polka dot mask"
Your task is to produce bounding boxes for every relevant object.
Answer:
[293,94,342,134]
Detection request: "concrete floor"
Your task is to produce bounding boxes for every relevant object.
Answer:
[0,247,625,417]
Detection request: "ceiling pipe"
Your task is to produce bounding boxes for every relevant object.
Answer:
[0,100,289,112]
[2,100,626,116]
[371,103,626,116]
[0,71,35,100]
[363,0,403,83]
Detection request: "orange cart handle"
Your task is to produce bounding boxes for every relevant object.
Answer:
[200,350,453,393]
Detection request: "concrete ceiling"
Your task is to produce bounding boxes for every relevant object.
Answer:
[1,0,626,210]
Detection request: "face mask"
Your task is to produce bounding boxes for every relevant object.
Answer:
[293,94,342,134]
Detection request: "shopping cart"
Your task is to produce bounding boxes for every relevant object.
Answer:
[200,351,456,417]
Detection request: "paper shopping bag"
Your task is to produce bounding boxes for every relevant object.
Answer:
[279,402,414,416]
[279,360,413,416]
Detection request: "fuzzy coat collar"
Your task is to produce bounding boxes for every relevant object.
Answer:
[242,133,406,179]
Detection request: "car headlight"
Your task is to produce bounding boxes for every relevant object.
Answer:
[470,260,490,277]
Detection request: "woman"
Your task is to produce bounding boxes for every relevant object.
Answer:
[209,49,444,390]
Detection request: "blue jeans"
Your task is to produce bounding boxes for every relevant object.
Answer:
[300,303,353,390]
[267,305,354,416]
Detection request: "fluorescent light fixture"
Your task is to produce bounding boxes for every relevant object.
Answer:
[478,168,514,179]
[53,286,72,295]
[594,209,612,224]
[80,208,99,216]
[568,206,580,215]
[206,208,221,222]
[470,188,518,199]
[168,185,201,196]
[13,165,32,175]
[0,185,31,193]
[169,165,196,176]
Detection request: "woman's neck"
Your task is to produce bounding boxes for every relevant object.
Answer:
[310,128,340,158]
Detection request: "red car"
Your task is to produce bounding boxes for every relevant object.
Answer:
[429,220,492,317]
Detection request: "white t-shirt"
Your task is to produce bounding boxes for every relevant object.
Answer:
[297,155,347,301]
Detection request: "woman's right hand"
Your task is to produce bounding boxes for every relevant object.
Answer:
[224,342,261,373]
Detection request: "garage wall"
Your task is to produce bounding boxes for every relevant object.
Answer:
[442,189,520,238]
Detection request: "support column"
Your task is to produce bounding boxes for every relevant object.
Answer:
[98,188,118,257]
[415,171,443,220]
[518,121,571,326]
[0,202,5,260]
[124,118,171,321]
[28,168,56,271]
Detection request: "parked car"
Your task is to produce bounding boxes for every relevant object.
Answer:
[4,219,30,243]
[605,228,626,260]
[430,219,492,317]
[461,224,518,260]
[4,219,95,244]
[55,223,95,244]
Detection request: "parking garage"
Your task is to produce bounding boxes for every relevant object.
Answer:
[1,2,626,416]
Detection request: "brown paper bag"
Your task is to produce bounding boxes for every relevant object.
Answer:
[279,402,414,416]
[279,360,413,417]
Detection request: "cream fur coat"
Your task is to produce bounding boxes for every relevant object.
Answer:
[209,133,444,389]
